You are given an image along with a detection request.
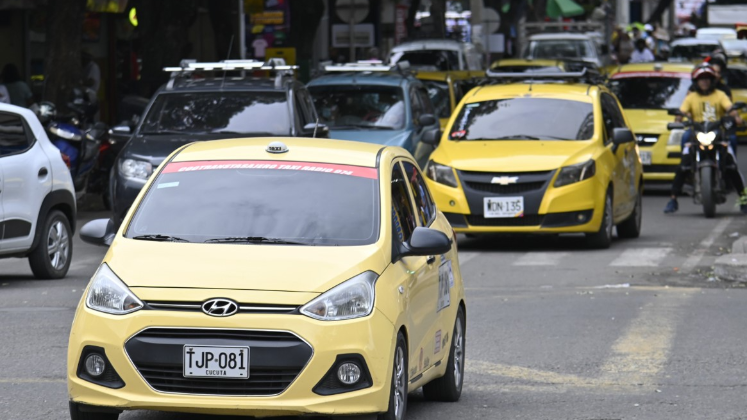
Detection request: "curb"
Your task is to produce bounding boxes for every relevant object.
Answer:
[715,237,747,282]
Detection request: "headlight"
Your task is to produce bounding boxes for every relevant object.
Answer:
[667,129,685,145]
[696,131,716,146]
[554,160,596,188]
[425,160,458,188]
[85,264,143,315]
[120,159,153,180]
[300,271,378,321]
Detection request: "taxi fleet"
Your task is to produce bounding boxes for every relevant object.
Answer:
[69,138,466,420]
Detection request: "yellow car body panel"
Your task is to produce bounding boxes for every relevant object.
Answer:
[489,58,564,70]
[426,83,642,234]
[730,65,747,136]
[68,138,466,417]
[608,63,694,182]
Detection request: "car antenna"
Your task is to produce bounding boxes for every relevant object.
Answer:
[221,35,235,90]
[313,117,319,138]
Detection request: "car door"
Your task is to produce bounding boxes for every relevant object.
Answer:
[412,86,439,167]
[600,94,632,219]
[390,161,439,377]
[0,112,51,251]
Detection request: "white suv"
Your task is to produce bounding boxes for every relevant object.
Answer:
[0,103,76,279]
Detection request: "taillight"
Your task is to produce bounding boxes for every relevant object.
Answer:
[61,152,71,168]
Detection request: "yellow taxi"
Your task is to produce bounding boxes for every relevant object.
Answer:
[421,70,643,248]
[489,58,564,72]
[607,63,694,182]
[726,64,747,137]
[69,138,466,419]
[415,70,485,130]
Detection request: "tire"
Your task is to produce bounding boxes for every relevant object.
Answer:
[586,191,613,249]
[69,402,119,420]
[701,166,717,218]
[28,210,72,279]
[423,306,465,402]
[617,188,642,239]
[378,332,408,420]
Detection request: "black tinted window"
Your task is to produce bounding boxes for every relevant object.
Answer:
[402,161,437,226]
[609,76,692,109]
[725,68,747,89]
[449,98,595,141]
[141,92,291,136]
[391,165,417,244]
[423,81,451,119]
[127,160,380,246]
[310,85,406,130]
[0,113,30,157]
[390,50,460,71]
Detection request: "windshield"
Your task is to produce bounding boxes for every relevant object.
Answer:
[390,50,460,71]
[608,75,692,109]
[422,80,451,119]
[725,68,747,89]
[309,85,406,130]
[449,98,595,141]
[670,44,717,60]
[140,92,290,135]
[525,40,595,60]
[126,160,380,246]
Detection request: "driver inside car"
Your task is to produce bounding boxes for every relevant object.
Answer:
[664,64,746,214]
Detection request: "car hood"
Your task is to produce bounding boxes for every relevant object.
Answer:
[434,140,595,172]
[104,238,387,293]
[624,109,672,134]
[329,129,412,148]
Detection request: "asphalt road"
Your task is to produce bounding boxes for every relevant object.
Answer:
[4,168,747,419]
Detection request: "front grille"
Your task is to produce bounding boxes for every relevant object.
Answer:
[126,328,312,396]
[466,214,544,226]
[145,301,298,314]
[459,170,553,177]
[465,181,546,194]
[136,363,298,395]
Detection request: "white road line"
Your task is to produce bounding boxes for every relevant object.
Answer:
[681,217,732,271]
[458,252,480,265]
[609,248,671,267]
[514,252,570,266]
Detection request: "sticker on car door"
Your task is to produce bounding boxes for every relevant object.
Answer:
[438,260,453,312]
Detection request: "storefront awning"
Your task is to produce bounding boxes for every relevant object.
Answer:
[546,0,585,19]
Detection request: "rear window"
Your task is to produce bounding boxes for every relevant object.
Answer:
[725,68,747,90]
[449,98,595,141]
[525,40,594,60]
[609,74,692,109]
[670,44,717,60]
[390,50,460,71]
[127,160,380,246]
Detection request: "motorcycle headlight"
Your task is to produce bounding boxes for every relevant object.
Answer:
[667,129,685,146]
[120,159,153,181]
[48,125,82,141]
[300,272,378,321]
[554,160,596,188]
[425,160,458,188]
[85,264,143,315]
[696,131,717,146]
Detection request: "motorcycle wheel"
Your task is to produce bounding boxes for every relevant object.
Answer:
[701,166,717,218]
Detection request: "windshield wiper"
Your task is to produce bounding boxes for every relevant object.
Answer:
[132,234,190,242]
[210,131,277,136]
[204,236,309,245]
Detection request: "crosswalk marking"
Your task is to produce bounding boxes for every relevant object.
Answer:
[609,248,671,267]
[513,252,570,266]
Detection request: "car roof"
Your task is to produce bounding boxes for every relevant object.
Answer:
[528,33,592,41]
[161,77,293,92]
[466,82,595,103]
[671,37,720,46]
[610,62,694,76]
[173,137,387,168]
[391,39,465,52]
[308,71,411,87]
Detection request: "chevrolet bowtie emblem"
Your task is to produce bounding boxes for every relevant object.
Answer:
[491,176,519,185]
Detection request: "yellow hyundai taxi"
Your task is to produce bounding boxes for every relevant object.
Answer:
[607,63,694,183]
[415,70,485,130]
[69,138,466,419]
[422,71,643,248]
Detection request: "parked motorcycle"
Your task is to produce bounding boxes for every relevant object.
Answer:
[668,102,747,218]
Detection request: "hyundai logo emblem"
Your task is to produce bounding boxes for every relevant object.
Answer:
[201,299,239,317]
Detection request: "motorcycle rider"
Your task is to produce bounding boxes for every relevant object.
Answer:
[664,64,745,214]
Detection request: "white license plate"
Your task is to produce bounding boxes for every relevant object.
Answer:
[183,345,249,379]
[484,196,524,218]
[640,151,652,165]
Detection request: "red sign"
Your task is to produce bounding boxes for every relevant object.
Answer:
[163,160,378,179]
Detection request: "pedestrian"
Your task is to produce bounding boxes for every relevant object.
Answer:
[81,49,101,94]
[617,32,634,64]
[0,64,32,107]
[630,38,655,63]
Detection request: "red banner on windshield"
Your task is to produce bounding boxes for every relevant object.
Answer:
[163,160,378,179]
[610,71,690,79]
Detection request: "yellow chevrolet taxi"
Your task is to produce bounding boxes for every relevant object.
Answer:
[422,70,643,248]
[415,70,484,130]
[69,138,466,420]
[608,63,694,182]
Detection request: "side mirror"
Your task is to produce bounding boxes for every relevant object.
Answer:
[418,114,437,127]
[80,218,116,247]
[667,108,683,116]
[399,227,452,258]
[667,122,686,130]
[612,128,635,145]
[422,128,441,146]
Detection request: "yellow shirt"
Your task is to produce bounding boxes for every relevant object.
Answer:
[679,90,733,122]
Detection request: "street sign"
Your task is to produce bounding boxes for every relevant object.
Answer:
[336,0,370,24]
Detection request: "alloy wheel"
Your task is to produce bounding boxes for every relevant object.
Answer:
[47,221,70,270]
[394,346,406,420]
[453,318,464,388]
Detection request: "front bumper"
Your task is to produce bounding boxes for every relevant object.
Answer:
[68,300,395,417]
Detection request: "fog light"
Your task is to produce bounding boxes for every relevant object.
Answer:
[337,362,361,385]
[449,200,456,206]
[84,354,106,377]
[577,213,587,222]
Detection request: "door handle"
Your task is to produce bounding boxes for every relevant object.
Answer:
[426,255,436,265]
[38,167,48,177]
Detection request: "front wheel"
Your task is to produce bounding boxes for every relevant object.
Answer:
[378,333,408,420]
[423,306,466,402]
[617,188,642,239]
[586,191,613,249]
[701,166,717,218]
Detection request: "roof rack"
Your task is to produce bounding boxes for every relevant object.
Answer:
[163,58,298,89]
[322,60,412,74]
[485,66,604,85]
